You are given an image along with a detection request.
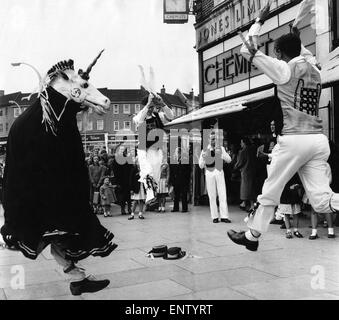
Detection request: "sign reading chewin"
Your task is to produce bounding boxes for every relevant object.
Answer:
[163,0,189,24]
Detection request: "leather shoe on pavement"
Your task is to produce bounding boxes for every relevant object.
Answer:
[70,277,110,296]
[227,230,259,251]
[213,218,219,223]
[221,218,231,223]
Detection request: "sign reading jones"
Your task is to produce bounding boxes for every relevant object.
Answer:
[196,0,292,50]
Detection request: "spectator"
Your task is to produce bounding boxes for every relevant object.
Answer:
[170,147,191,213]
[309,163,335,239]
[234,137,257,212]
[276,174,303,239]
[128,156,146,220]
[157,155,170,213]
[88,155,106,213]
[199,131,232,223]
[114,147,132,215]
[99,177,116,217]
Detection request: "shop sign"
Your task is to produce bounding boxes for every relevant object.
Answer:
[81,133,105,142]
[163,0,189,24]
[203,22,315,93]
[196,0,292,50]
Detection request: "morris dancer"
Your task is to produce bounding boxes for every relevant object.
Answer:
[228,1,339,251]
[1,53,117,295]
[133,92,174,204]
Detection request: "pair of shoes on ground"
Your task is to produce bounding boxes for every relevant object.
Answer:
[286,231,303,239]
[213,218,231,223]
[128,214,145,220]
[157,208,166,213]
[70,277,110,296]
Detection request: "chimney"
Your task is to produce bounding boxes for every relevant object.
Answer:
[190,88,194,99]
[161,85,166,94]
[0,90,4,97]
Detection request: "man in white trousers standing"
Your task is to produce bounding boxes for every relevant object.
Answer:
[228,1,339,251]
[133,92,174,204]
[199,131,232,223]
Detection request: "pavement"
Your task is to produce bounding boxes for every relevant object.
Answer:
[1,203,339,300]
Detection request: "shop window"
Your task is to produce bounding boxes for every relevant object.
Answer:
[97,119,104,131]
[5,123,8,131]
[113,104,119,114]
[0,124,3,132]
[123,104,130,114]
[177,108,182,116]
[135,104,140,113]
[114,121,119,131]
[0,110,3,117]
[5,107,8,116]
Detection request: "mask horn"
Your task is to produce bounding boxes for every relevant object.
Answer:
[79,49,105,80]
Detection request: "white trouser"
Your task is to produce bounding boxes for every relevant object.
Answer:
[205,168,229,219]
[248,134,339,233]
[50,242,86,281]
[137,148,163,183]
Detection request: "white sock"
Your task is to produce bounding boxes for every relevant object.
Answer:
[294,228,298,232]
[287,229,291,233]
[328,228,334,235]
[245,230,259,242]
[311,229,317,236]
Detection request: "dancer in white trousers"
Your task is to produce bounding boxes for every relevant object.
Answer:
[228,1,339,251]
[133,92,174,203]
[199,131,232,223]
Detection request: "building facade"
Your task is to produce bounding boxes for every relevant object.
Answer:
[185,0,337,142]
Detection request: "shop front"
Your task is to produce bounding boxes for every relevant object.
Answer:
[165,0,336,205]
[81,133,107,153]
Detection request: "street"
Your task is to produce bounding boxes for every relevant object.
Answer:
[1,204,339,300]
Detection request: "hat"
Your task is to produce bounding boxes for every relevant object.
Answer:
[163,247,186,260]
[149,245,167,258]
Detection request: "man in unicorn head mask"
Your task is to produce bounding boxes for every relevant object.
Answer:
[228,0,339,251]
[133,92,174,204]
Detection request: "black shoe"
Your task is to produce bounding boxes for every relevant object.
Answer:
[171,209,179,212]
[309,234,319,240]
[181,210,188,213]
[70,278,110,296]
[293,231,303,238]
[227,230,259,252]
[270,219,284,225]
[213,218,219,223]
[138,215,145,219]
[280,224,286,229]
[328,234,335,238]
[220,218,231,223]
[128,215,134,220]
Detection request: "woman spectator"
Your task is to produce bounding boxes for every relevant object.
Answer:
[234,137,257,212]
[88,155,106,213]
[157,155,170,213]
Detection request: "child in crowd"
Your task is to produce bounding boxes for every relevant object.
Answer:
[157,156,170,213]
[309,163,335,239]
[129,156,146,220]
[276,174,303,239]
[99,176,116,217]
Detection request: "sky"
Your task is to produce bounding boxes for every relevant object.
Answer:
[0,0,199,95]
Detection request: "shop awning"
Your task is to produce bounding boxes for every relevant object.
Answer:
[321,46,339,88]
[164,87,275,128]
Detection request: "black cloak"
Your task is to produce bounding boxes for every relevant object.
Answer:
[0,87,117,261]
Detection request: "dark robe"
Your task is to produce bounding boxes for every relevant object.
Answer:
[1,87,116,261]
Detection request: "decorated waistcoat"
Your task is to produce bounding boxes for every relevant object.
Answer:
[138,113,164,150]
[277,57,323,135]
[205,147,223,171]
